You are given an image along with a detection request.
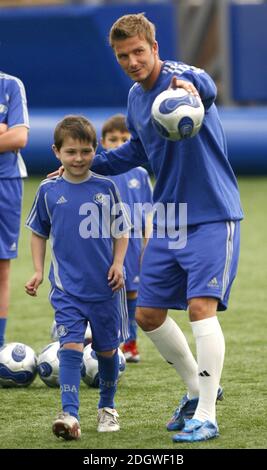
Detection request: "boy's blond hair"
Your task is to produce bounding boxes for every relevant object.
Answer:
[101,114,129,140]
[109,13,156,48]
[54,115,97,150]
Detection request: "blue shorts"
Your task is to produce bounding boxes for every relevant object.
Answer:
[50,287,128,352]
[124,237,142,292]
[0,179,23,259]
[137,221,240,311]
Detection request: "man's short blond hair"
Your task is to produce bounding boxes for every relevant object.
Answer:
[109,13,156,48]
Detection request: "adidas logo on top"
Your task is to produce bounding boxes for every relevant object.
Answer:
[56,196,67,204]
[207,277,219,288]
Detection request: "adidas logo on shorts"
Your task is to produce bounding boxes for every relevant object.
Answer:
[207,277,219,288]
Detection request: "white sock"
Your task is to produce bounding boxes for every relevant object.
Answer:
[191,316,225,424]
[144,316,199,398]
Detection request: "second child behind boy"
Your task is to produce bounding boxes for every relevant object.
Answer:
[25,115,131,440]
[101,114,153,363]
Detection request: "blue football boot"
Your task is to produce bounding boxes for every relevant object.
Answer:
[166,386,223,432]
[172,418,219,442]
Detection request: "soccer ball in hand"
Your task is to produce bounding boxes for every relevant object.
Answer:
[0,342,37,387]
[37,341,60,387]
[81,344,126,388]
[151,87,204,141]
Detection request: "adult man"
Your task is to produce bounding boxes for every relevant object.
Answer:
[90,13,243,442]
[51,13,242,442]
[0,72,29,347]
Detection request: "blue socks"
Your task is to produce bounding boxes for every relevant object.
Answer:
[0,318,7,348]
[126,298,137,342]
[59,348,120,415]
[59,348,83,419]
[97,350,119,409]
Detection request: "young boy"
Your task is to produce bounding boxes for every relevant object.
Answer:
[0,72,29,348]
[25,115,130,440]
[100,114,153,362]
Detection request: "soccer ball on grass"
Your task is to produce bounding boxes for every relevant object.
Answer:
[81,344,126,388]
[151,87,204,141]
[0,342,37,388]
[37,341,60,387]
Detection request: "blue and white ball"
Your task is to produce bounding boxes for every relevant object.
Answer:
[81,344,126,388]
[37,341,60,387]
[151,87,204,141]
[0,342,37,388]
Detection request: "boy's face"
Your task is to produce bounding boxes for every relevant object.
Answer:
[101,130,130,150]
[52,137,95,181]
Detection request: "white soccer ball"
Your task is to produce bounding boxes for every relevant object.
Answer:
[0,342,37,388]
[50,320,92,345]
[151,87,205,141]
[81,344,126,388]
[37,341,60,387]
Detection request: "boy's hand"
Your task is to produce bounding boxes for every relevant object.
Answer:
[25,273,43,296]
[47,165,64,178]
[108,264,124,291]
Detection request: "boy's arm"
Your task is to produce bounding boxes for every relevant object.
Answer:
[108,234,129,292]
[0,126,28,153]
[25,232,47,296]
[143,211,153,248]
[0,77,29,153]
[139,211,153,266]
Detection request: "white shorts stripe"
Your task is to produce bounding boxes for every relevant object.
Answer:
[221,221,235,299]
[119,286,129,342]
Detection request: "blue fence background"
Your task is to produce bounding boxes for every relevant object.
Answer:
[0,4,176,107]
[23,107,267,176]
[229,2,267,103]
[0,2,266,174]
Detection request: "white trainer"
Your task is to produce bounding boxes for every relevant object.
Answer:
[97,407,120,432]
[52,411,81,440]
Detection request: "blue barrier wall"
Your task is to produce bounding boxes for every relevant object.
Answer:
[22,107,267,176]
[218,107,267,174]
[0,4,177,108]
[229,3,267,102]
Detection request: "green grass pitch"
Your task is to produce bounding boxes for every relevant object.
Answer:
[0,176,266,449]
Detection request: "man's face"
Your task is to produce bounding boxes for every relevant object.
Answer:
[102,130,130,150]
[113,35,159,87]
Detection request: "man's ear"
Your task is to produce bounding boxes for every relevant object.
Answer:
[153,40,159,56]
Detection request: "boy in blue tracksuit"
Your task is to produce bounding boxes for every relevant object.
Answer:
[0,72,29,348]
[26,115,130,439]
